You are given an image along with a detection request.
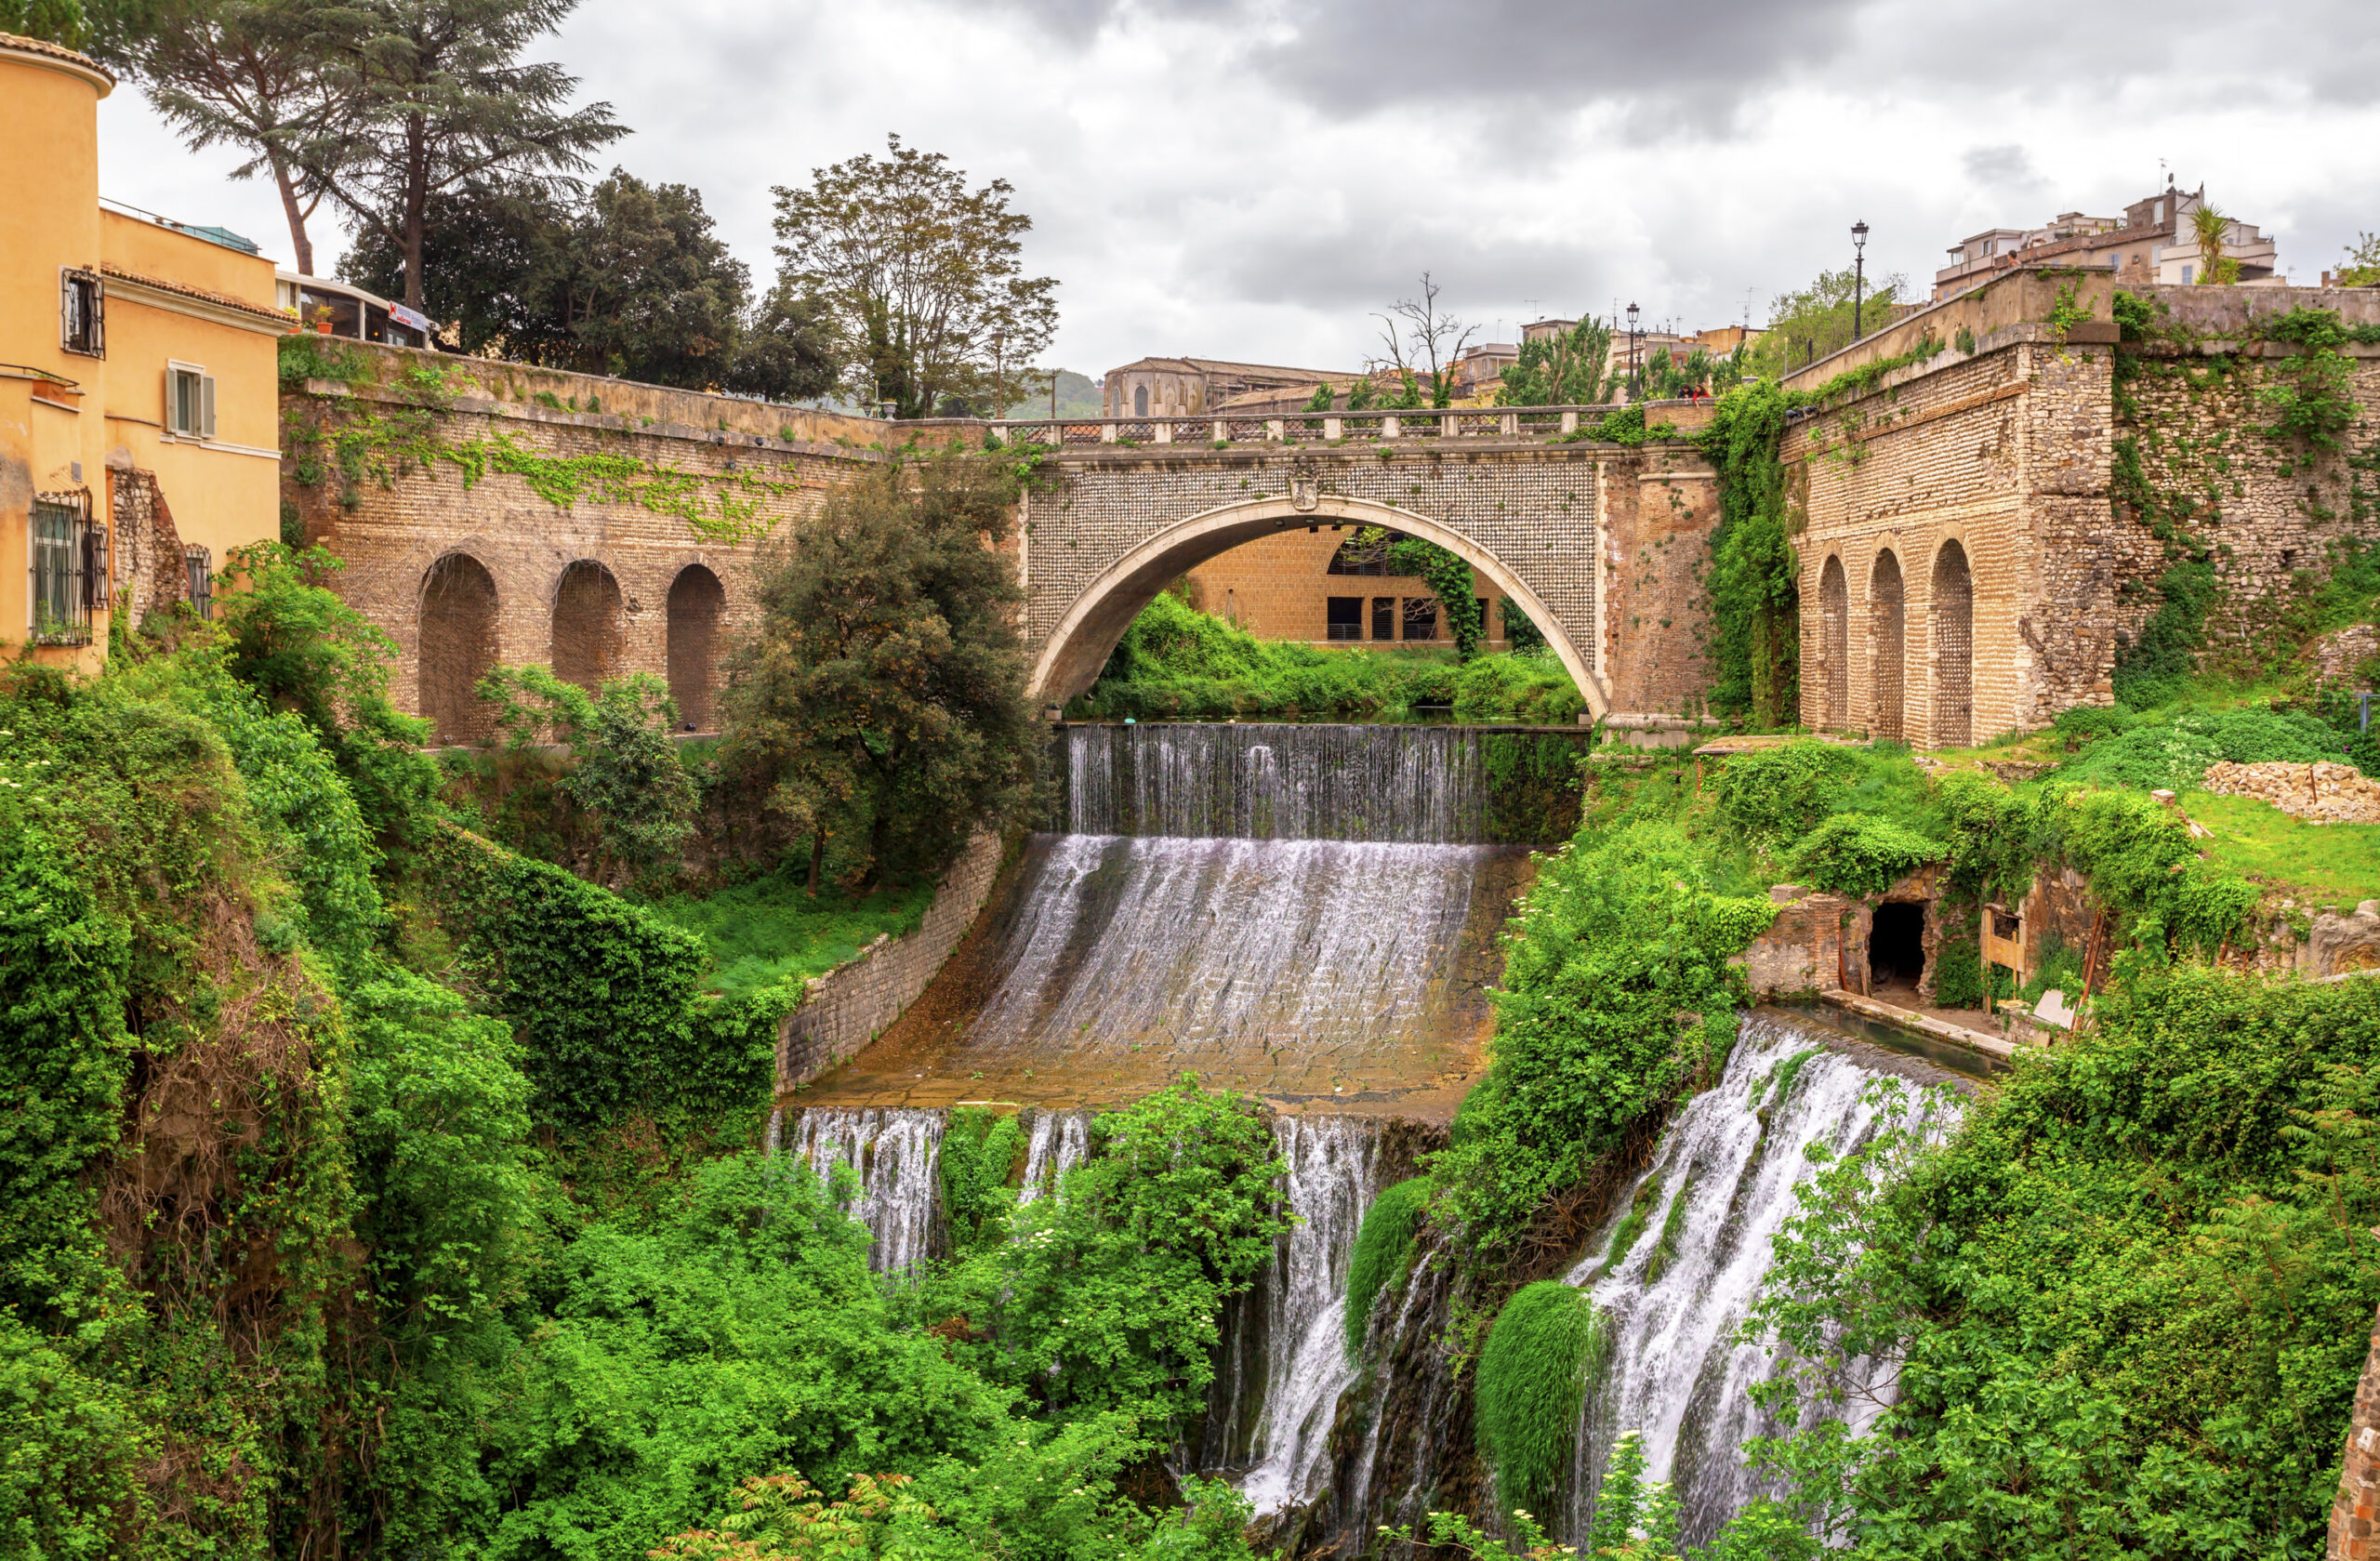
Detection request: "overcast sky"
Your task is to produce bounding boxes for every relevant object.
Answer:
[95,0,2380,381]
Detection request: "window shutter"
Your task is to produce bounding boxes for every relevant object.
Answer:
[165,367,179,433]
[202,375,217,438]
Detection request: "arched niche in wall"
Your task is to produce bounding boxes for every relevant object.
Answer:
[1870,549,1904,742]
[418,550,498,744]
[551,559,625,694]
[1932,538,1974,747]
[1818,552,1849,728]
[667,562,726,732]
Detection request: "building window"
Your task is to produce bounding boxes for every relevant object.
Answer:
[1476,597,1489,636]
[165,362,217,438]
[185,546,214,618]
[1403,598,1437,641]
[2181,264,2194,284]
[1371,596,1394,640]
[1326,596,1363,641]
[29,496,97,642]
[60,269,103,357]
[1133,385,1148,417]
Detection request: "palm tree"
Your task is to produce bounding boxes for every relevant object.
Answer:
[2191,204,2240,285]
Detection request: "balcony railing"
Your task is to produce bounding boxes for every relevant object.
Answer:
[906,402,1656,450]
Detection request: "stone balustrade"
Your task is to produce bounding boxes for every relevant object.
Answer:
[902,401,1714,450]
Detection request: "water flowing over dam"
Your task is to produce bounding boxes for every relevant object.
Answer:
[806,725,1540,1117]
[784,724,1964,1548]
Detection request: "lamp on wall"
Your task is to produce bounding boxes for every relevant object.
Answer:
[1852,220,1871,342]
[1625,301,1641,397]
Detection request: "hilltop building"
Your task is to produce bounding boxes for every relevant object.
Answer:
[1934,182,2281,300]
[1,31,290,669]
[1102,356,1360,418]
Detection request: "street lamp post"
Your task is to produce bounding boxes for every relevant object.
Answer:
[1626,301,1641,399]
[1852,221,1871,342]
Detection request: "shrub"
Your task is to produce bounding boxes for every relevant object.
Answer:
[1474,1281,1609,1516]
[1713,740,1862,849]
[1748,967,2380,1559]
[1788,812,1942,897]
[480,666,699,880]
[1344,1177,1433,1352]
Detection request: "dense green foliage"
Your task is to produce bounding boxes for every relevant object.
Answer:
[1072,589,1582,724]
[1501,316,1615,406]
[1749,968,2380,1558]
[1474,1282,1609,1515]
[649,870,938,997]
[726,452,1041,889]
[1344,1177,1433,1352]
[1434,823,1775,1250]
[1700,382,1800,725]
[478,664,701,879]
[922,1080,1292,1423]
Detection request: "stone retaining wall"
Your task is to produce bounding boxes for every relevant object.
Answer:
[2202,761,2380,825]
[2334,1305,2380,1559]
[776,832,1006,1088]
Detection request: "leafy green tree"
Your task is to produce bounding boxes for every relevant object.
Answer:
[1501,315,1613,406]
[305,0,625,311]
[956,1079,1290,1424]
[1745,265,1909,378]
[214,540,443,850]
[771,135,1058,419]
[2192,202,2242,284]
[477,665,699,881]
[2336,231,2380,288]
[339,173,577,354]
[0,0,86,45]
[723,452,1039,889]
[88,0,361,273]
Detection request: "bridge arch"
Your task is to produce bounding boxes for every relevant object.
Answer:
[1028,494,1607,719]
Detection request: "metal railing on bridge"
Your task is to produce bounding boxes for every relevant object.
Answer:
[907,403,1661,450]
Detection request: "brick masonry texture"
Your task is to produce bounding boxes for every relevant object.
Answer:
[282,346,891,742]
[1791,277,2380,744]
[1024,441,1718,716]
[1179,525,1514,647]
[2334,1306,2380,1560]
[776,831,1005,1089]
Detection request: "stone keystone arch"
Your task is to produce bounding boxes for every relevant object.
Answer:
[1028,493,1608,719]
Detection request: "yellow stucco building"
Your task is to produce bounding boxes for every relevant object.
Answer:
[1,31,288,669]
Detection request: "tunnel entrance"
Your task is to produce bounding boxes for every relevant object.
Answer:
[1870,901,1926,993]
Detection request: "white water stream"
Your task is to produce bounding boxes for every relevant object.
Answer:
[1208,1115,1386,1515]
[790,1106,945,1275]
[1559,1010,1946,1547]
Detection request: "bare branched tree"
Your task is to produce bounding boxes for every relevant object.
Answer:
[1371,272,1478,409]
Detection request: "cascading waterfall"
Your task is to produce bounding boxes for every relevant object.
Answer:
[1558,1009,1953,1548]
[1059,722,1491,843]
[1019,1109,1091,1204]
[1203,1116,1386,1515]
[790,1106,945,1275]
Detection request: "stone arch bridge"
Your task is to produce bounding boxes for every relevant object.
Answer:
[284,350,1724,743]
[998,404,1724,734]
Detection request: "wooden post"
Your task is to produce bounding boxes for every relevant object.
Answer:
[1981,903,1993,1016]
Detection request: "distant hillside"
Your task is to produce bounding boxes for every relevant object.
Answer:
[1004,368,1103,419]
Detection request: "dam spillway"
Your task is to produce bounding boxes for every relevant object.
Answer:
[803,724,1542,1117]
